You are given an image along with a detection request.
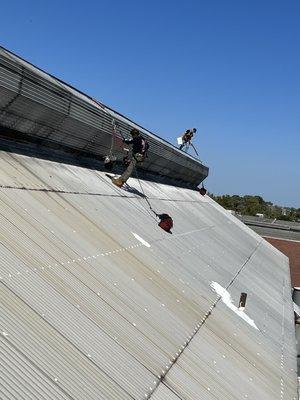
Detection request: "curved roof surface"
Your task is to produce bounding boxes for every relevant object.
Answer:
[0,46,208,187]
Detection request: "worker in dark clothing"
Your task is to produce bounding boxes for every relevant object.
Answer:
[112,128,149,187]
[156,213,173,233]
[179,128,197,150]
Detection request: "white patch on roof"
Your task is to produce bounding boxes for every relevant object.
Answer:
[211,281,258,330]
[131,232,151,248]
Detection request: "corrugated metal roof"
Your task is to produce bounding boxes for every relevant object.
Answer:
[0,150,297,399]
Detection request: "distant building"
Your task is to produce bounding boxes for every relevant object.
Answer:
[256,213,264,218]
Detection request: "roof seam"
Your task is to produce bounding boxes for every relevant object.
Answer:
[0,184,199,203]
[147,239,263,399]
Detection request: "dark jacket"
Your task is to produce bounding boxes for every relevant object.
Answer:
[124,135,144,155]
[182,130,194,143]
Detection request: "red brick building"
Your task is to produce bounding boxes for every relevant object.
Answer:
[264,237,300,287]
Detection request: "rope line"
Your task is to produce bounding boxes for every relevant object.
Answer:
[134,167,158,222]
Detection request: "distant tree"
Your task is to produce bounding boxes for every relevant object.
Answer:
[210,193,298,221]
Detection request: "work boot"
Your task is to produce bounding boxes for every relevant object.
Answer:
[112,177,124,188]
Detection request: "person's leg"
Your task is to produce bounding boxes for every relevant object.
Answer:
[179,141,187,150]
[119,157,137,183]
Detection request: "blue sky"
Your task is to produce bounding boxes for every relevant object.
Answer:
[1,0,299,207]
